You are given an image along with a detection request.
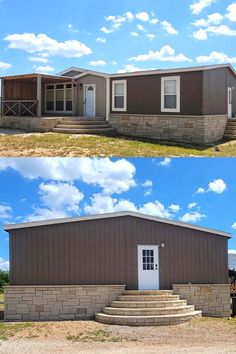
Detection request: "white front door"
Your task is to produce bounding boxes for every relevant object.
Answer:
[84,84,96,117]
[137,245,159,290]
[228,87,232,118]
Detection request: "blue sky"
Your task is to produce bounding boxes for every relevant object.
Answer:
[0,157,236,270]
[0,0,236,75]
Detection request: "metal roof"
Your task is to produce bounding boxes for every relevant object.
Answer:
[4,211,231,238]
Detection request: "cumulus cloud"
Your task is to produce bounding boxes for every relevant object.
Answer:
[35,65,55,74]
[193,25,236,40]
[180,211,206,223]
[169,204,180,213]
[229,249,236,254]
[161,21,178,35]
[89,60,106,66]
[141,180,153,188]
[28,56,49,63]
[96,37,107,43]
[136,11,150,22]
[67,24,79,33]
[117,64,145,73]
[226,3,236,22]
[192,12,223,27]
[137,24,145,31]
[0,61,12,70]
[196,179,227,194]
[139,201,172,219]
[0,204,12,219]
[232,222,236,230]
[129,45,191,62]
[196,51,236,64]
[4,33,92,58]
[0,258,9,271]
[158,158,172,167]
[0,158,136,195]
[188,202,198,209]
[146,33,156,41]
[190,0,217,15]
[130,32,139,37]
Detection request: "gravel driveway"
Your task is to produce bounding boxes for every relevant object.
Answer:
[0,317,235,353]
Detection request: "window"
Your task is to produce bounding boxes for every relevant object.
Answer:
[112,80,127,111]
[161,76,180,113]
[142,249,154,271]
[45,83,72,113]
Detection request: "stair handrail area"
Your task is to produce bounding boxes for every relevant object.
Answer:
[0,99,38,117]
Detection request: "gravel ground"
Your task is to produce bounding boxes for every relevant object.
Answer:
[0,317,236,353]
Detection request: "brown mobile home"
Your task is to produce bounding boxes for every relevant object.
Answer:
[1,64,236,144]
[4,211,231,323]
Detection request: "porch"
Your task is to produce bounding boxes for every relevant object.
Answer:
[0,73,76,118]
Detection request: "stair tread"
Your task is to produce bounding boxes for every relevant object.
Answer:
[56,125,111,129]
[96,311,202,319]
[105,305,193,311]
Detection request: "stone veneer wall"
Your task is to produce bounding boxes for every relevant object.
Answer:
[0,117,60,132]
[4,285,125,322]
[109,114,227,144]
[173,284,230,317]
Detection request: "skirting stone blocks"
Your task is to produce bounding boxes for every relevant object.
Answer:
[109,114,227,144]
[0,117,60,132]
[173,284,230,317]
[4,285,125,322]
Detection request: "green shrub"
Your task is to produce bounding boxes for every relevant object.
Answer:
[0,270,9,290]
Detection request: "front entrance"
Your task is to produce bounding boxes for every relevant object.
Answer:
[137,245,159,290]
[228,87,232,118]
[84,84,96,117]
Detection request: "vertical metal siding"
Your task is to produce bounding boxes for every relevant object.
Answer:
[9,216,229,289]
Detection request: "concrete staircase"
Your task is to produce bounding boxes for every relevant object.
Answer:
[224,118,236,140]
[95,290,202,326]
[52,117,116,136]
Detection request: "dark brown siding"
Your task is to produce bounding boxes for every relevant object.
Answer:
[110,71,203,115]
[203,68,227,115]
[9,216,229,289]
[4,80,37,100]
[226,68,236,115]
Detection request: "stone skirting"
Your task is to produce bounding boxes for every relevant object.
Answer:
[0,117,60,132]
[173,284,230,317]
[4,285,125,322]
[109,114,227,144]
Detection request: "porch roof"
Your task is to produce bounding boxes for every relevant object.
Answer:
[0,73,74,81]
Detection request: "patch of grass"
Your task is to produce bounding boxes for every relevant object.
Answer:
[0,323,35,340]
[66,329,123,343]
[0,293,4,303]
[0,132,236,156]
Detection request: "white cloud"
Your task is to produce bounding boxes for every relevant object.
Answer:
[139,200,172,219]
[229,249,236,254]
[100,26,113,34]
[232,222,236,230]
[158,157,172,167]
[169,204,180,213]
[136,11,150,22]
[35,65,55,74]
[0,61,12,70]
[161,21,178,35]
[0,204,12,219]
[142,180,153,188]
[67,24,79,33]
[193,25,236,40]
[188,202,198,209]
[192,12,223,27]
[129,45,191,62]
[117,64,144,73]
[125,11,135,22]
[28,56,49,63]
[180,211,206,223]
[147,33,156,41]
[196,179,227,194]
[150,18,159,25]
[0,258,9,271]
[25,182,84,221]
[226,3,236,22]
[130,32,139,37]
[193,28,208,40]
[89,60,106,66]
[4,33,92,58]
[196,51,236,64]
[96,37,106,43]
[112,60,117,65]
[84,193,137,215]
[190,0,217,15]
[0,158,136,195]
[137,24,145,31]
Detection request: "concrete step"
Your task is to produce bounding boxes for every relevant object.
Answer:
[61,117,105,122]
[124,290,173,296]
[118,295,180,302]
[224,133,236,139]
[55,124,111,129]
[110,299,187,308]
[57,120,107,125]
[103,305,195,316]
[95,311,202,326]
[52,127,116,135]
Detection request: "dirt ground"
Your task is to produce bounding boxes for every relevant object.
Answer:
[0,317,236,353]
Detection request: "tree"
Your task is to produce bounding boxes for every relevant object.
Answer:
[0,270,9,289]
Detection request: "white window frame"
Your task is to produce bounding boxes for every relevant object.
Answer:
[112,80,127,112]
[161,76,180,113]
[45,83,73,114]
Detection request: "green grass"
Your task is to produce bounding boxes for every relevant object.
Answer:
[0,132,236,156]
[66,329,124,343]
[0,323,35,340]
[0,293,4,303]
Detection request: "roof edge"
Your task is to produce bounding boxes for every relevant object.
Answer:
[4,211,232,238]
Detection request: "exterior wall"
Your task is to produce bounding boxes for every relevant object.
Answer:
[110,71,203,116]
[173,284,231,317]
[3,79,37,100]
[9,216,229,290]
[109,114,227,144]
[203,68,227,115]
[0,117,59,132]
[77,74,106,117]
[4,285,125,321]
[226,68,236,116]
